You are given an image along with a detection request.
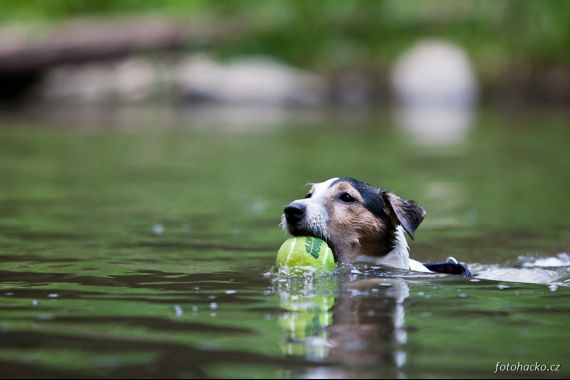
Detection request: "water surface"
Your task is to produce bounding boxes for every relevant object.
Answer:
[0,107,568,378]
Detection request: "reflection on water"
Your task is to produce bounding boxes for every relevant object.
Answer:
[0,108,569,378]
[273,260,570,379]
[273,270,412,378]
[276,274,337,360]
[394,105,475,145]
[328,275,409,377]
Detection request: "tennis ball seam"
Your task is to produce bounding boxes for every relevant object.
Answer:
[323,246,332,265]
[286,237,296,265]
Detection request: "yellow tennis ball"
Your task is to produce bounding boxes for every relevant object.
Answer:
[276,236,337,273]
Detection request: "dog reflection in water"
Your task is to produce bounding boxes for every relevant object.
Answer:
[275,273,410,378]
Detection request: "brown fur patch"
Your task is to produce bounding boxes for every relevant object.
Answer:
[323,181,391,262]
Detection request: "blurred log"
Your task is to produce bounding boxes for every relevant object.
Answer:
[0,17,247,101]
[0,17,246,73]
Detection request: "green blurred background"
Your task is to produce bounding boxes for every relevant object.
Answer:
[0,0,568,104]
[3,0,569,66]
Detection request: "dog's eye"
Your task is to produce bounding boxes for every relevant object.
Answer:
[339,193,356,203]
[305,192,313,199]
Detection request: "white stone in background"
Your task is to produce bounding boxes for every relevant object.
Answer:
[391,39,478,107]
[39,54,325,106]
[176,55,325,106]
[39,58,164,103]
[113,59,159,102]
[391,39,479,144]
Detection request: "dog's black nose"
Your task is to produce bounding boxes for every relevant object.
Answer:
[284,203,306,223]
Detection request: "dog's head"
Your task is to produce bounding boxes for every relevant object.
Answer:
[281,177,426,263]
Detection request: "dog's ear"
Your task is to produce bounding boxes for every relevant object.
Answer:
[384,192,426,239]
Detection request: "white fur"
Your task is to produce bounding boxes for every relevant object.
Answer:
[311,178,339,199]
[369,226,431,272]
[409,259,432,273]
[281,178,338,241]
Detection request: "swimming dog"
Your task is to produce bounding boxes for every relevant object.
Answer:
[281,177,470,276]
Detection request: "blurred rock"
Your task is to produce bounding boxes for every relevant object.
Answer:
[38,58,170,104]
[391,40,479,144]
[37,55,325,107]
[391,39,478,107]
[176,55,325,106]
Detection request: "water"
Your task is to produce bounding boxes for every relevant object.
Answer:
[0,107,569,378]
